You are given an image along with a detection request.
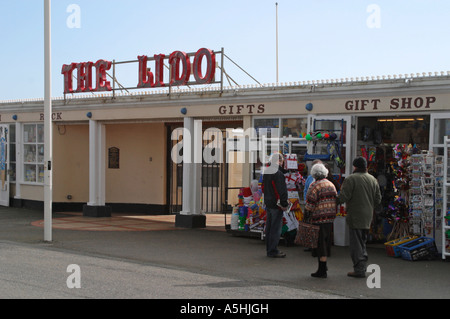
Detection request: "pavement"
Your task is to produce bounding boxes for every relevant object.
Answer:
[0,206,449,299]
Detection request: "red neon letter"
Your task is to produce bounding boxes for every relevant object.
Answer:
[193,48,216,84]
[76,62,94,92]
[137,55,154,88]
[138,55,165,88]
[61,63,77,94]
[169,51,191,86]
[94,60,112,91]
[153,54,165,87]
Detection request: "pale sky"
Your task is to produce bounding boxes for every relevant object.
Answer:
[1,0,450,100]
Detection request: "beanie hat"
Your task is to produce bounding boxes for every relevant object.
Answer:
[353,157,367,169]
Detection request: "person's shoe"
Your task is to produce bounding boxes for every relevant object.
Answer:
[267,252,286,258]
[347,271,366,278]
[311,261,327,278]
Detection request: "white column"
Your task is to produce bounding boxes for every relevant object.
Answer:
[87,120,106,206]
[177,117,205,228]
[98,122,106,206]
[181,117,194,215]
[88,120,98,206]
[180,117,202,215]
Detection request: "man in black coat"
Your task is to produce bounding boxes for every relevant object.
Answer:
[262,153,289,258]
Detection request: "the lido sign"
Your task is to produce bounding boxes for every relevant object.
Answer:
[61,48,216,94]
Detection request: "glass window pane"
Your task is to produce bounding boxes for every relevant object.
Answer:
[10,144,15,162]
[254,118,279,138]
[24,164,36,182]
[24,145,36,163]
[37,124,44,143]
[38,165,44,183]
[9,124,15,143]
[281,118,308,138]
[434,119,450,145]
[24,124,36,143]
[37,144,44,163]
[9,163,15,182]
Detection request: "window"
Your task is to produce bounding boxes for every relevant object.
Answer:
[433,119,450,145]
[281,118,308,138]
[252,117,308,179]
[23,124,44,183]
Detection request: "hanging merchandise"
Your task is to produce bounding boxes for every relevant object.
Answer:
[304,130,342,164]
[327,140,345,169]
[384,144,414,241]
[281,154,305,244]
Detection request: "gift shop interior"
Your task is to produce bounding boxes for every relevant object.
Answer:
[228,114,448,260]
[355,116,432,241]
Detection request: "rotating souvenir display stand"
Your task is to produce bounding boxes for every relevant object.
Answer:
[377,146,440,261]
[409,152,442,239]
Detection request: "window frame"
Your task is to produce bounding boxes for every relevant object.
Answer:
[22,123,45,184]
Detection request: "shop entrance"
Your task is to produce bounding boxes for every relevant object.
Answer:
[354,115,431,241]
[166,121,243,214]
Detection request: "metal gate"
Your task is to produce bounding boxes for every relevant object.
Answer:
[167,124,237,214]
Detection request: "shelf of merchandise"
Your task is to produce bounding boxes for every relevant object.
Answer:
[442,136,450,260]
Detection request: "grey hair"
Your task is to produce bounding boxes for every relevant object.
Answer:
[311,163,328,180]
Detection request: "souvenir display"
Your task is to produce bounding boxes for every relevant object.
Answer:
[232,153,305,243]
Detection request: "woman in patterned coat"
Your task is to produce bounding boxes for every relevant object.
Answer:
[305,163,337,278]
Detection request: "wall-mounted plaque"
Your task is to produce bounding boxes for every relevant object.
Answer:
[108,147,119,169]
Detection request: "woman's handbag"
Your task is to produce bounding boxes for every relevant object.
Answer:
[295,221,320,249]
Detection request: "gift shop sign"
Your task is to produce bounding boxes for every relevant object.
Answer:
[61,48,216,94]
[344,96,437,112]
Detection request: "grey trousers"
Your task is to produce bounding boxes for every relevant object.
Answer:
[265,207,283,256]
[349,228,369,274]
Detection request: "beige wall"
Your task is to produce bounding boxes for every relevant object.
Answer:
[105,123,166,205]
[51,122,167,206]
[53,124,89,203]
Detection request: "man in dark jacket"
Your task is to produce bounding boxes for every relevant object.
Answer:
[262,153,289,258]
[338,156,382,278]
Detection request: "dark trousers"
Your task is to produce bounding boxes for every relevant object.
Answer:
[349,228,369,274]
[265,207,283,256]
